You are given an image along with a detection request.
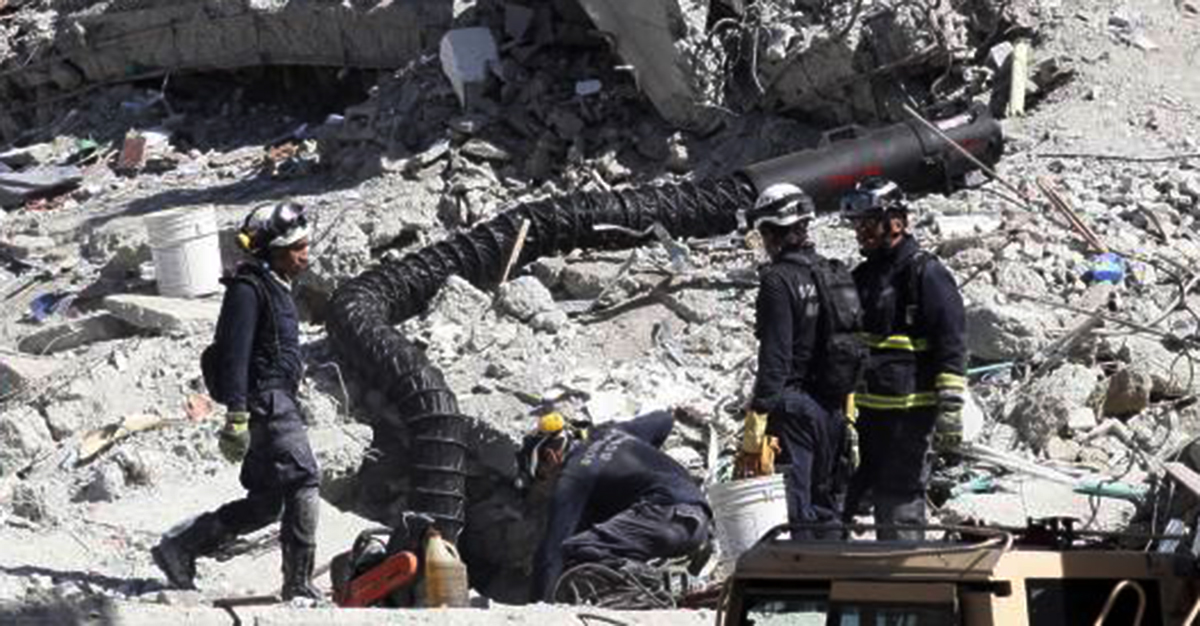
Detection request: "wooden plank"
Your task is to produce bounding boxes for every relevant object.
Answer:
[1006,39,1030,118]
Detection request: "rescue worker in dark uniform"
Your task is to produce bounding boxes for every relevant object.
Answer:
[152,201,322,600]
[523,409,712,603]
[745,183,853,534]
[840,178,966,541]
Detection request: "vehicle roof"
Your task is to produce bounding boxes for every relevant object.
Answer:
[731,534,1196,583]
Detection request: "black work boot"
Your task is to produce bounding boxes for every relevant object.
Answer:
[280,542,322,601]
[152,513,227,589]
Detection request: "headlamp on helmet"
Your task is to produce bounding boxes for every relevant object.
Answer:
[742,183,816,232]
[238,201,310,256]
[839,178,906,220]
[516,411,578,489]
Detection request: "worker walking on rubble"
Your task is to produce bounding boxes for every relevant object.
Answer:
[152,201,322,601]
[743,183,864,536]
[840,178,967,541]
[521,408,712,603]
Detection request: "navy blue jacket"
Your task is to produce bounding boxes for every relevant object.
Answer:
[852,235,966,410]
[751,247,823,414]
[532,411,705,601]
[212,263,303,413]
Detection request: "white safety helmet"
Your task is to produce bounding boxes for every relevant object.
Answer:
[746,183,816,230]
[237,201,310,256]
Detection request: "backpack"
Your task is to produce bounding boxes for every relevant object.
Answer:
[804,257,868,398]
[201,271,277,405]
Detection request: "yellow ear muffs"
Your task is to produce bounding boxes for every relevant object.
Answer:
[237,231,253,252]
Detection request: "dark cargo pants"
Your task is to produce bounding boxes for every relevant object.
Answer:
[215,390,320,549]
[769,389,847,536]
[560,502,711,569]
[844,406,936,541]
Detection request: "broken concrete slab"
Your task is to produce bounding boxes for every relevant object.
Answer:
[574,0,719,131]
[0,143,57,169]
[1,2,455,145]
[1004,363,1101,450]
[0,406,53,476]
[0,353,64,399]
[16,313,138,355]
[0,166,83,208]
[0,234,57,260]
[963,283,1054,361]
[101,294,222,335]
[440,27,500,109]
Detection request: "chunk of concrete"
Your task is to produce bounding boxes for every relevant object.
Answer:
[101,294,222,334]
[1004,363,1101,450]
[427,275,492,327]
[0,406,53,476]
[439,27,499,108]
[504,3,535,40]
[16,313,138,355]
[0,166,83,208]
[496,276,557,323]
[573,0,719,131]
[1110,335,1196,398]
[1102,367,1153,417]
[0,353,64,398]
[0,234,57,260]
[963,284,1054,361]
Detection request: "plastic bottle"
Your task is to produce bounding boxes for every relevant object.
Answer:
[422,529,469,608]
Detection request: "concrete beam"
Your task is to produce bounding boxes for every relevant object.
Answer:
[573,0,719,132]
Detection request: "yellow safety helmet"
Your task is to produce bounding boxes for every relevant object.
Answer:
[538,411,565,435]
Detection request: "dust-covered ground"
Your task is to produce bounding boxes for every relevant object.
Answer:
[2,0,1200,623]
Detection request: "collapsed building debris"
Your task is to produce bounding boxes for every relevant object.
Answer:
[1,0,1200,619]
[0,0,453,141]
[324,108,1002,589]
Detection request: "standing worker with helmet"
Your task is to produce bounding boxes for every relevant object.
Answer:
[742,183,864,535]
[840,178,967,541]
[153,201,323,601]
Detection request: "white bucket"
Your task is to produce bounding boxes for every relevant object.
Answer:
[706,474,789,571]
[144,206,222,298]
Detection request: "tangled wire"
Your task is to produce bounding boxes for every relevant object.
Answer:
[552,560,675,610]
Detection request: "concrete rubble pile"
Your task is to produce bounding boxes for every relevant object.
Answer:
[1,0,1199,622]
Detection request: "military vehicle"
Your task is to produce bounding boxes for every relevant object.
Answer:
[718,517,1200,626]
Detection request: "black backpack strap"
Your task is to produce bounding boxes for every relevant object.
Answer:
[903,251,933,329]
[225,271,281,358]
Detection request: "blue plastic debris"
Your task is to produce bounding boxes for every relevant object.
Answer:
[1084,252,1126,284]
[29,291,74,322]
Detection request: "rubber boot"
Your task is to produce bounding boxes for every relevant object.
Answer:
[280,542,322,601]
[874,493,926,541]
[152,512,227,589]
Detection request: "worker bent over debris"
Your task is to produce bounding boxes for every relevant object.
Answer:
[743,183,863,536]
[152,201,322,601]
[841,179,967,540]
[521,409,712,605]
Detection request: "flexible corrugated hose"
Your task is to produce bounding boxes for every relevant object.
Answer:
[325,107,1004,544]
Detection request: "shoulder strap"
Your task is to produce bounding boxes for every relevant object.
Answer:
[228,271,281,355]
[904,251,933,329]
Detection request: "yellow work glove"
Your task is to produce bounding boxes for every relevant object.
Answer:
[735,410,779,478]
[218,411,250,463]
[742,410,769,453]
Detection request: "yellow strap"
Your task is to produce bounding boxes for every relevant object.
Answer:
[857,333,928,352]
[855,392,939,410]
[935,372,967,390]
